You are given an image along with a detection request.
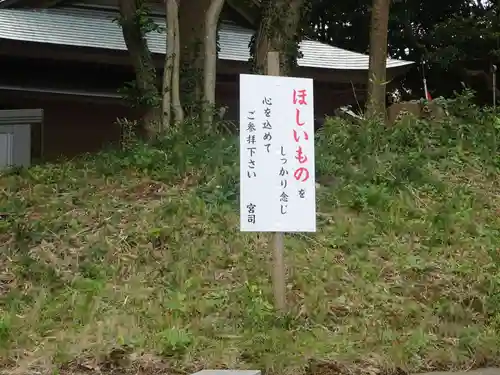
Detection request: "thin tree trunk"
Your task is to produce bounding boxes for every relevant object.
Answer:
[365,0,391,119]
[172,7,184,123]
[162,0,183,128]
[162,0,176,129]
[202,0,225,125]
[118,0,160,139]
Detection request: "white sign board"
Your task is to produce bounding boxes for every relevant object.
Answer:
[239,74,316,232]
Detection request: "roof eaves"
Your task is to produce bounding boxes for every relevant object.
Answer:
[0,7,414,70]
[226,0,259,26]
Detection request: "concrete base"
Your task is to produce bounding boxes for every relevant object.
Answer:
[192,371,260,375]
[417,370,500,375]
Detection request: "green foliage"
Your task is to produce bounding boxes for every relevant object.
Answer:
[249,0,309,74]
[4,94,500,374]
[133,4,164,34]
[112,1,163,35]
[0,315,11,348]
[114,0,162,109]
[118,80,161,108]
[157,327,193,356]
[308,0,495,64]
[179,39,204,113]
[427,3,500,67]
[307,0,500,99]
[317,91,500,187]
[307,0,370,54]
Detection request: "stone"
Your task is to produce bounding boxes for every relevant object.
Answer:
[387,100,446,125]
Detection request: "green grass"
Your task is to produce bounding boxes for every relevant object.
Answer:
[2,106,500,375]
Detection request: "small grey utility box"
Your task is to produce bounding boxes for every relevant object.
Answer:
[191,371,261,375]
[0,109,43,169]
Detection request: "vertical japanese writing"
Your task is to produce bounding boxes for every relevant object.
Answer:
[292,89,311,199]
[247,203,256,224]
[262,97,272,153]
[279,146,288,214]
[246,110,257,179]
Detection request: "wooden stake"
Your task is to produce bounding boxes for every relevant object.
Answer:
[271,231,286,311]
[267,51,286,312]
[493,65,497,109]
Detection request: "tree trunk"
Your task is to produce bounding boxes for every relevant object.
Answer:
[252,0,305,76]
[172,7,184,123]
[179,0,212,116]
[365,0,391,119]
[118,0,161,139]
[202,0,225,125]
[162,0,175,129]
[163,0,183,128]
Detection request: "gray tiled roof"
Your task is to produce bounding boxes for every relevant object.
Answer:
[0,7,414,70]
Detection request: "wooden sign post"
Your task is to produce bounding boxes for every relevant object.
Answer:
[267,51,286,311]
[239,51,316,313]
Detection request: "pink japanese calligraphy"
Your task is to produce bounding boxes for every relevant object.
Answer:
[292,89,311,197]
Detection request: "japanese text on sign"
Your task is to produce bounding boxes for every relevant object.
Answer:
[239,74,316,232]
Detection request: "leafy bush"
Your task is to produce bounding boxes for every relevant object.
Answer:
[317,90,500,187]
[2,91,500,375]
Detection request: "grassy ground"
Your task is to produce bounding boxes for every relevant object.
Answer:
[2,104,500,375]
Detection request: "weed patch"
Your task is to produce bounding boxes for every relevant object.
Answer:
[2,101,500,375]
